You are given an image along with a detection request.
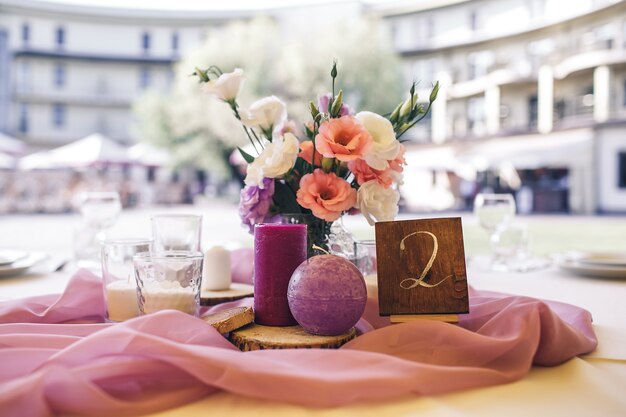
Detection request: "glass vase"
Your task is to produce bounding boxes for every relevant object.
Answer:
[279,214,355,259]
[281,213,332,258]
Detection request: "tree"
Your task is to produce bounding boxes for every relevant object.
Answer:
[132,16,403,179]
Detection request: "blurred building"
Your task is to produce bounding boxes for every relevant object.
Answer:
[0,0,249,149]
[375,0,626,213]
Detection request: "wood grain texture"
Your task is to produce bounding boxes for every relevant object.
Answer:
[375,217,469,316]
[229,324,356,351]
[202,306,254,333]
[200,283,254,306]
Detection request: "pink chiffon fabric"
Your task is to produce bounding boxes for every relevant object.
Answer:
[0,248,597,417]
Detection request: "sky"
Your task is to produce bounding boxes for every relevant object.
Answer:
[38,0,390,11]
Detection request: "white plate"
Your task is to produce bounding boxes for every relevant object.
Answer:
[576,253,626,267]
[559,259,626,279]
[0,253,47,278]
[0,250,28,266]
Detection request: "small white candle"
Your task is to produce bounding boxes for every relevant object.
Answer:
[202,246,232,291]
[106,280,140,321]
[142,281,197,315]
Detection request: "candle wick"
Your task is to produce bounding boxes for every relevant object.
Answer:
[311,245,330,255]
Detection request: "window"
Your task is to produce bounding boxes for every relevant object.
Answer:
[528,95,538,128]
[171,32,179,52]
[56,27,65,48]
[53,63,65,87]
[142,32,150,52]
[619,152,626,189]
[21,23,29,44]
[470,11,478,31]
[139,67,151,89]
[18,104,28,133]
[52,103,65,128]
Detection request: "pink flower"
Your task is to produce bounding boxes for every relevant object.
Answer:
[348,159,394,188]
[298,141,323,166]
[296,169,357,222]
[315,116,372,162]
[388,144,406,174]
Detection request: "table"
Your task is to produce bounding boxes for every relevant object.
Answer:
[1,208,625,416]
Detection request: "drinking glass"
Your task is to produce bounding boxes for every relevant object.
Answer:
[151,214,202,252]
[490,223,529,271]
[353,240,378,296]
[78,192,122,229]
[74,192,122,269]
[133,251,203,317]
[474,193,516,269]
[101,238,152,322]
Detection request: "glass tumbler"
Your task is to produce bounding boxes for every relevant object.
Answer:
[353,239,378,296]
[133,251,203,317]
[151,214,202,252]
[101,238,152,322]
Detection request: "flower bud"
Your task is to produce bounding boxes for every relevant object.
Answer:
[399,93,417,118]
[330,90,344,117]
[430,81,440,103]
[331,61,338,79]
[309,101,320,120]
[194,67,209,82]
[389,102,402,124]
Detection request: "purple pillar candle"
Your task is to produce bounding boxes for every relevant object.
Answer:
[254,224,307,326]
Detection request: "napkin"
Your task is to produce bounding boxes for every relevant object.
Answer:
[0,249,597,417]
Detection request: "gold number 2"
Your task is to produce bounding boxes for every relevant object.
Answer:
[399,231,453,290]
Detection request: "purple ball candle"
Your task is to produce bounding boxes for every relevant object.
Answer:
[254,224,307,326]
[288,255,367,336]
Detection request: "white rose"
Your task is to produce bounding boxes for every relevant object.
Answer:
[357,180,400,226]
[201,68,244,102]
[356,111,400,170]
[244,132,299,188]
[240,96,287,137]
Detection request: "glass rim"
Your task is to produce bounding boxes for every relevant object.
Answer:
[133,251,204,261]
[150,214,203,220]
[101,238,153,247]
[475,193,515,199]
[78,191,120,198]
[354,239,376,245]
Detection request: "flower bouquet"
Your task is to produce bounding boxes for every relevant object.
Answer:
[195,63,438,256]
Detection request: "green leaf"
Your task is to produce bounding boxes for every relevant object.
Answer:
[237,147,255,163]
[273,181,301,214]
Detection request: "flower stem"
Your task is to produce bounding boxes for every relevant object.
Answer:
[231,102,262,154]
[396,101,433,139]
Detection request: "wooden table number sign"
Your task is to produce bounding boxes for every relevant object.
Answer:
[375,218,469,323]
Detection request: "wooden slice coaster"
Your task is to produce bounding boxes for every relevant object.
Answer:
[202,306,254,333]
[229,324,357,351]
[200,283,254,306]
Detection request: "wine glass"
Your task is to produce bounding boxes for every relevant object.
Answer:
[78,192,122,229]
[73,192,122,269]
[474,193,516,270]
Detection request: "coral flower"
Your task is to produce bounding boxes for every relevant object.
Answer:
[296,169,357,222]
[298,141,323,166]
[315,116,372,162]
[348,159,394,189]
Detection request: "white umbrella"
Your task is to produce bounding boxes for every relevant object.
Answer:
[127,143,171,166]
[19,133,131,170]
[0,152,16,169]
[0,132,26,155]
